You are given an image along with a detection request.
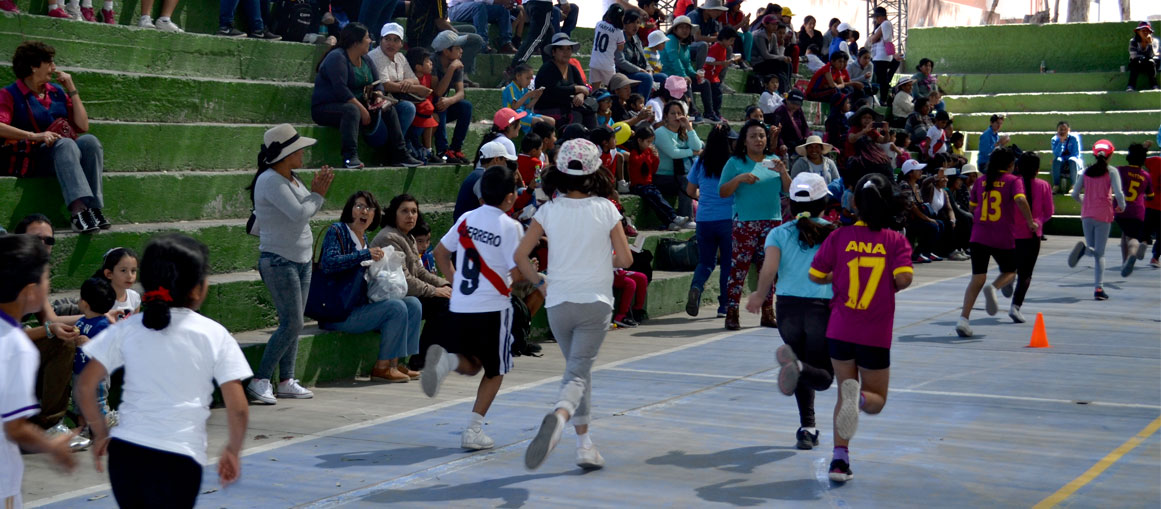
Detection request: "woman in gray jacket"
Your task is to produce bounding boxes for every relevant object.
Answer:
[615,11,666,98]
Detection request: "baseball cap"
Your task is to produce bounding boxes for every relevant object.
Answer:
[480,140,517,161]
[594,90,613,102]
[380,22,404,39]
[608,73,641,91]
[785,89,804,103]
[789,173,829,202]
[780,6,795,16]
[870,6,887,17]
[431,30,470,52]
[837,22,851,32]
[647,31,668,48]
[1092,139,1115,158]
[556,138,603,176]
[901,160,926,174]
[493,107,528,130]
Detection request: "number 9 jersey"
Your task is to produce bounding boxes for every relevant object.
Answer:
[440,206,525,313]
[810,222,913,349]
[969,172,1025,250]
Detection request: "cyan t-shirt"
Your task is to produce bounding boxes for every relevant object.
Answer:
[687,159,734,222]
[719,155,784,222]
[765,219,833,299]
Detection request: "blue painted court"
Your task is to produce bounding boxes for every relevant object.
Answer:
[39,249,1161,508]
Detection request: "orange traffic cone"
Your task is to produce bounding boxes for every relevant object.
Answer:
[1026,312,1051,348]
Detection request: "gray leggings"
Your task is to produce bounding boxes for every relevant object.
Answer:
[1082,218,1112,289]
[547,301,613,426]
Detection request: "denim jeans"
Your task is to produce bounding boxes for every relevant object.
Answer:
[357,0,400,43]
[257,252,311,380]
[312,101,409,162]
[1082,218,1112,289]
[625,71,660,100]
[320,296,422,360]
[630,183,677,225]
[436,100,473,153]
[691,219,732,314]
[653,173,692,217]
[1052,157,1081,189]
[449,2,511,48]
[551,4,578,36]
[40,134,103,210]
[219,0,270,32]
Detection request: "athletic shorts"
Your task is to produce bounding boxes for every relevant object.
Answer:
[1115,217,1146,242]
[589,67,616,87]
[519,111,545,132]
[829,338,891,370]
[970,242,1017,275]
[446,306,514,378]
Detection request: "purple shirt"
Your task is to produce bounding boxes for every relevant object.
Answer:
[1117,165,1153,221]
[810,223,913,349]
[969,173,1026,249]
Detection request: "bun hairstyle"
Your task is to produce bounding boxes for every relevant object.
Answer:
[853,173,897,231]
[93,247,139,281]
[140,234,210,331]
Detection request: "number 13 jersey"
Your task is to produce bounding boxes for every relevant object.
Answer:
[440,205,525,313]
[969,172,1025,250]
[810,222,913,348]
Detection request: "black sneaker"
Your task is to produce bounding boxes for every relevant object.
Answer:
[795,427,819,450]
[631,308,646,323]
[828,458,853,482]
[249,29,281,40]
[90,208,112,229]
[344,157,365,169]
[686,287,701,316]
[613,316,638,328]
[71,210,98,233]
[1094,288,1109,300]
[217,25,245,37]
[462,78,480,88]
[1000,282,1013,298]
[393,154,423,168]
[444,150,470,164]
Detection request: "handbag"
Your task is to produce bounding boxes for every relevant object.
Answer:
[654,236,699,272]
[884,41,896,56]
[304,225,368,322]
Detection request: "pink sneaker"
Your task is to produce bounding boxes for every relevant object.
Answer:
[47,6,71,17]
[100,8,115,23]
[81,6,95,21]
[0,0,19,12]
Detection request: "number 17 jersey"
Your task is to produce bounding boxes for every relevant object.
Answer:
[440,205,525,313]
[970,173,1025,250]
[810,223,913,349]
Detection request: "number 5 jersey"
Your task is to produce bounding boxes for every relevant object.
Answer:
[810,222,914,349]
[440,205,525,313]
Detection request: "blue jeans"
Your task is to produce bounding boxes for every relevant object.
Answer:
[1052,157,1081,189]
[357,0,400,43]
[436,100,473,153]
[42,134,103,210]
[321,296,422,360]
[691,219,732,314]
[551,4,578,36]
[625,71,662,99]
[449,2,511,48]
[219,0,270,31]
[257,252,311,380]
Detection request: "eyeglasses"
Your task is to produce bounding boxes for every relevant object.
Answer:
[37,235,55,246]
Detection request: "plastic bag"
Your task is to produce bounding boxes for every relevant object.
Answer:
[363,246,408,302]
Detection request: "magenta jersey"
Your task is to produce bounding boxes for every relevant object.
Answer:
[1116,165,1153,221]
[810,223,913,349]
[969,173,1026,249]
[1012,178,1054,239]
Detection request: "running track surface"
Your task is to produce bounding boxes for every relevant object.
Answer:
[38,250,1161,508]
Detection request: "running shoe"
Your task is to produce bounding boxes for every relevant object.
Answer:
[344,157,365,169]
[955,316,973,337]
[982,284,999,316]
[80,6,95,21]
[100,8,114,23]
[828,458,853,483]
[1067,241,1086,267]
[276,378,314,399]
[0,0,20,13]
[245,378,277,404]
[612,316,638,328]
[1094,288,1109,300]
[795,427,819,450]
[1000,282,1013,298]
[1150,257,1160,268]
[576,445,606,469]
[155,17,183,32]
[926,253,943,262]
[774,344,799,396]
[1008,304,1025,323]
[835,379,860,441]
[47,7,71,18]
[525,412,565,470]
[138,15,155,28]
[90,208,112,229]
[686,287,701,316]
[421,345,452,397]
[912,253,931,264]
[1121,256,1137,278]
[217,25,246,36]
[462,426,494,450]
[1136,242,1148,260]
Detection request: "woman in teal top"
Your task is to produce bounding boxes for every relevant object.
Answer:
[655,100,704,218]
[719,120,790,330]
[660,16,714,121]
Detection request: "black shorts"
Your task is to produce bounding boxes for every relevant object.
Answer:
[1115,217,1146,242]
[970,242,1017,275]
[444,307,514,378]
[829,338,891,370]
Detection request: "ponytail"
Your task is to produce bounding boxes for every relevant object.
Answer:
[853,173,896,231]
[791,198,835,248]
[1016,151,1040,210]
[985,146,1016,193]
[1084,155,1109,178]
[140,234,210,331]
[247,143,278,206]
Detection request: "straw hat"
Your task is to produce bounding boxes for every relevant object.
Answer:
[794,135,835,156]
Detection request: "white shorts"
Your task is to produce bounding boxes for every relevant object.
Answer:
[588,67,616,87]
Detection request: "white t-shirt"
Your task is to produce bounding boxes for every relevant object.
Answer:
[758,91,783,114]
[871,20,893,61]
[113,288,141,315]
[440,205,524,313]
[533,196,621,308]
[590,20,625,72]
[1,318,40,501]
[82,310,252,464]
[926,125,948,157]
[369,47,417,84]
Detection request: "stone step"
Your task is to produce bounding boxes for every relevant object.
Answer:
[937,71,1133,95]
[905,21,1137,74]
[965,131,1156,152]
[943,90,1160,114]
[953,111,1161,133]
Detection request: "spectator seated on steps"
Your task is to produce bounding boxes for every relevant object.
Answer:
[405,0,485,85]
[1126,21,1159,91]
[448,0,518,54]
[0,42,109,234]
[369,23,434,158]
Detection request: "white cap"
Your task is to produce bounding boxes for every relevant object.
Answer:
[789,173,830,202]
[647,30,668,48]
[837,22,851,32]
[380,22,404,39]
[901,159,926,174]
[960,163,980,175]
[480,140,517,161]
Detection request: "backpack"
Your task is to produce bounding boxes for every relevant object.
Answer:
[654,237,699,271]
[271,0,316,43]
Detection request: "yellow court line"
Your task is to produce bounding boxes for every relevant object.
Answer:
[1033,416,1161,509]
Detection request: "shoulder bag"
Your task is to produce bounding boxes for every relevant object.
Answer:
[304,224,368,322]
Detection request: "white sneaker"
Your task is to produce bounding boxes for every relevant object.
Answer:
[667,221,683,231]
[683,219,697,230]
[576,445,605,469]
[276,378,314,399]
[421,344,451,398]
[982,284,999,316]
[46,422,92,451]
[461,426,494,450]
[105,409,119,428]
[137,15,155,28]
[525,412,564,470]
[246,378,277,404]
[835,379,860,441]
[65,3,81,19]
[1008,304,1025,323]
[955,316,973,337]
[155,17,183,32]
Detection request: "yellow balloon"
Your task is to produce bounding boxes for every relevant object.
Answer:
[613,122,632,146]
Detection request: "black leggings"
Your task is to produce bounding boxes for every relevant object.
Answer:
[1012,237,1041,307]
[411,295,453,369]
[775,296,835,428]
[1127,58,1158,90]
[108,438,202,509]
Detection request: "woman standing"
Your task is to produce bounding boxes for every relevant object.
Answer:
[518,139,634,471]
[867,6,899,104]
[1068,140,1126,301]
[534,33,594,128]
[719,120,790,330]
[245,124,333,404]
[318,191,423,383]
[654,101,703,221]
[1007,152,1053,322]
[685,124,735,317]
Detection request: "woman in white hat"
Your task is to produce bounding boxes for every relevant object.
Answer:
[244,124,334,404]
[791,136,840,183]
[890,76,915,126]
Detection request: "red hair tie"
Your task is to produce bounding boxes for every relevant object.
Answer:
[143,287,173,303]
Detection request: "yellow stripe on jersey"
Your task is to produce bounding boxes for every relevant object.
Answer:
[809,267,830,279]
[1013,193,1026,200]
[893,266,914,276]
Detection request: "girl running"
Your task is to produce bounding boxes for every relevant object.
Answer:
[1068,140,1126,299]
[808,173,913,483]
[517,139,634,471]
[746,173,836,450]
[1005,151,1054,323]
[955,146,1039,337]
[1114,143,1154,277]
[75,234,252,508]
[93,247,140,318]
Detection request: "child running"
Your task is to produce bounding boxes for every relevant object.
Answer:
[94,247,140,318]
[746,173,837,450]
[1004,151,1054,323]
[76,234,251,508]
[1068,140,1126,300]
[517,138,634,471]
[424,166,524,451]
[955,146,1039,337]
[1114,143,1154,277]
[808,173,913,483]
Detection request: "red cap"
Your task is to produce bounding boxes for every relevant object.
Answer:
[1092,139,1115,158]
[493,107,528,130]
